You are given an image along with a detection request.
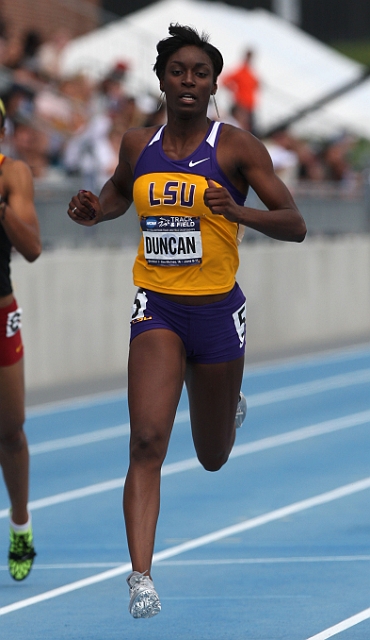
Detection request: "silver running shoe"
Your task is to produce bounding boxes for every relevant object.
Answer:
[127,571,161,618]
[235,392,247,429]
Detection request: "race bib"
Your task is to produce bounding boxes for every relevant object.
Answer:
[141,216,202,266]
[6,307,22,338]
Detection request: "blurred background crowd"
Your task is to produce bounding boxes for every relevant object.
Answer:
[3,0,370,387]
[0,23,148,189]
[0,11,369,199]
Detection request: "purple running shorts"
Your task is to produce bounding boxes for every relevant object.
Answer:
[130,283,246,364]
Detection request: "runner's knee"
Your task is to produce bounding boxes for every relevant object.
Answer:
[130,428,168,466]
[197,449,230,472]
[0,426,25,452]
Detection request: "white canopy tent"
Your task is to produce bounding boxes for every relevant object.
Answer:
[60,0,370,140]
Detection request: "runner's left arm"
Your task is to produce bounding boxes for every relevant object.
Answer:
[0,159,41,261]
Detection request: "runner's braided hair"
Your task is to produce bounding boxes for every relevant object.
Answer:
[154,23,224,82]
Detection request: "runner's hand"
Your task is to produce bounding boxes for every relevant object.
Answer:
[204,178,240,223]
[68,190,103,226]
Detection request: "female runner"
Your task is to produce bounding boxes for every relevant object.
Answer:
[0,99,41,580]
[68,24,306,618]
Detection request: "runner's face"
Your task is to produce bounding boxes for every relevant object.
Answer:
[160,45,217,117]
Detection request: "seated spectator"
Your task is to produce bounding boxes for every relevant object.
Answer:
[93,124,126,190]
[321,134,356,184]
[93,61,129,115]
[0,17,9,66]
[263,136,299,188]
[18,29,43,75]
[37,28,71,81]
[11,120,49,178]
[266,129,325,182]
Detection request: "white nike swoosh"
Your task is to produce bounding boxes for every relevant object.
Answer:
[189,157,210,167]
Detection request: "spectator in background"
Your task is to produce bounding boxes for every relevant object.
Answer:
[37,28,71,81]
[93,62,129,116]
[18,30,43,76]
[0,18,9,65]
[11,120,49,178]
[228,103,253,131]
[63,70,146,190]
[222,49,260,135]
[34,74,93,136]
[263,135,299,189]
[93,124,126,191]
[0,27,43,83]
[321,134,357,185]
[0,85,36,157]
[0,84,51,178]
[264,129,325,183]
[63,97,145,190]
[142,99,167,128]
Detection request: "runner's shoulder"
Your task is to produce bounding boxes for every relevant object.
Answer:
[119,126,161,165]
[121,125,161,149]
[219,123,273,166]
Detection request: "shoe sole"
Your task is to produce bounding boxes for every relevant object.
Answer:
[235,393,247,429]
[130,588,161,618]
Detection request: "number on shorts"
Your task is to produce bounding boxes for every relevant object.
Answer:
[131,289,148,321]
[232,301,246,348]
[6,308,22,338]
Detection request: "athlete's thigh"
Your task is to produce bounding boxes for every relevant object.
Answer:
[128,328,187,438]
[0,359,25,434]
[185,356,244,454]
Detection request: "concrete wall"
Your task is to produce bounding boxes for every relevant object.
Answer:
[10,235,370,390]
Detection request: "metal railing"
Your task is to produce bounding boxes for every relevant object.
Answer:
[34,175,370,250]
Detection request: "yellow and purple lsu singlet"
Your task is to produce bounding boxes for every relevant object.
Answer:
[132,121,246,295]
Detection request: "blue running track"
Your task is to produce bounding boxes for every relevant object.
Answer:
[1,344,370,639]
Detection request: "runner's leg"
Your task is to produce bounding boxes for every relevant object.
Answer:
[0,358,29,525]
[124,329,186,574]
[185,356,244,471]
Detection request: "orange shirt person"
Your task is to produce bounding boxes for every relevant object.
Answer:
[222,49,259,132]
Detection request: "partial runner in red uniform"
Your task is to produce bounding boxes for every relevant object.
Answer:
[0,99,41,580]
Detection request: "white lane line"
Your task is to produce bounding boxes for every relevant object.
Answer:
[244,344,370,378]
[0,477,125,518]
[248,368,370,407]
[305,607,370,639]
[1,476,370,616]
[28,410,190,455]
[25,363,370,422]
[2,408,370,519]
[1,556,369,571]
[0,563,123,570]
[0,561,133,616]
[26,389,127,418]
[157,556,370,566]
[27,367,370,456]
[230,408,370,458]
[0,458,199,518]
[29,425,131,454]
